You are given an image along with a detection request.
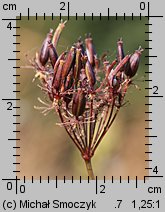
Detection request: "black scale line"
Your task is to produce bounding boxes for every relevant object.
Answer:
[67,2,70,20]
[56,176,58,188]
[108,8,110,20]
[136,176,138,188]
[95,176,98,194]
[120,176,121,183]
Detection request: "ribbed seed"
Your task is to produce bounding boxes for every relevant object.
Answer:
[72,89,86,117]
[117,38,125,63]
[125,47,143,78]
[39,29,53,66]
[85,60,96,88]
[74,48,82,88]
[52,60,65,92]
[48,42,58,68]
[62,46,76,81]
[85,36,95,67]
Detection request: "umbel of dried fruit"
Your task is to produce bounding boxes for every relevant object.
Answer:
[30,21,143,179]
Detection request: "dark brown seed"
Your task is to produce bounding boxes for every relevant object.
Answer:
[74,48,82,88]
[85,35,95,66]
[85,60,96,88]
[39,29,53,66]
[64,69,74,90]
[52,60,65,92]
[72,89,86,117]
[117,38,125,63]
[53,51,66,76]
[125,47,143,78]
[108,55,130,87]
[48,42,58,68]
[62,46,76,81]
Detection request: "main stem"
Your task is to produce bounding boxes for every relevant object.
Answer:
[84,159,95,180]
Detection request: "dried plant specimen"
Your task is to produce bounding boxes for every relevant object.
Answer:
[30,20,143,179]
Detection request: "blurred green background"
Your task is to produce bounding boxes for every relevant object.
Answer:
[17,17,148,179]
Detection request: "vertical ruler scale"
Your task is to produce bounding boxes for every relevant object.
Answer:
[0,0,165,211]
[143,2,164,184]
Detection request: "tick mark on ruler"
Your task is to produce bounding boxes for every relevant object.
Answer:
[108,8,110,20]
[8,58,20,60]
[145,23,152,25]
[145,79,152,82]
[56,176,58,188]
[95,176,98,194]
[136,176,138,188]
[145,55,157,58]
[8,138,20,141]
[145,103,152,106]
[2,98,20,101]
[145,95,163,98]
[131,13,134,20]
[128,176,130,183]
[100,13,102,20]
[120,176,122,183]
[84,13,85,20]
[28,8,30,20]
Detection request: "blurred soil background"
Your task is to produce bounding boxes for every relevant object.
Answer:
[16,17,149,179]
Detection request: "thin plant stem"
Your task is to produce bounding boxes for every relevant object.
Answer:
[84,159,95,180]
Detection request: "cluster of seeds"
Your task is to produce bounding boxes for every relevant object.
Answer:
[31,20,143,161]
